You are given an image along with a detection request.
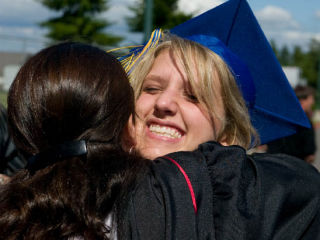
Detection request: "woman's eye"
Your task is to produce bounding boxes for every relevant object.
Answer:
[187,94,199,102]
[143,87,160,94]
[185,90,199,102]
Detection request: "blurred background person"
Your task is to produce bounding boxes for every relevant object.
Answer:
[267,85,316,163]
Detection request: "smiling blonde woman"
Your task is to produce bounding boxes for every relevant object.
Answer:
[129,33,257,160]
[117,29,320,239]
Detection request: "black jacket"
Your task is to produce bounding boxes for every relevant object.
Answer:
[124,141,320,239]
[0,105,26,175]
[267,118,316,160]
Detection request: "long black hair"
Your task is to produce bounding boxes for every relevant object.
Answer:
[0,42,145,239]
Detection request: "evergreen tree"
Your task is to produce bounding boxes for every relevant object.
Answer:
[38,0,122,46]
[127,0,192,32]
[279,45,291,66]
[292,46,304,66]
[301,39,320,87]
[270,39,280,61]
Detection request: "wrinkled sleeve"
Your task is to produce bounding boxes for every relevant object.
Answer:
[123,151,215,240]
[198,141,320,240]
[253,153,320,240]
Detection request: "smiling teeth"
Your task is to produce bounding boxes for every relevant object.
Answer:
[149,125,182,139]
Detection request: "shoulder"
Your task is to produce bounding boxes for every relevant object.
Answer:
[251,152,320,186]
[198,141,320,203]
[249,152,320,212]
[199,141,320,187]
[152,150,207,180]
[197,142,320,238]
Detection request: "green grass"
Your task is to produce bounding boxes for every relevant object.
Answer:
[0,91,8,108]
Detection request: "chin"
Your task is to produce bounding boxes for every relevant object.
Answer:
[141,148,172,160]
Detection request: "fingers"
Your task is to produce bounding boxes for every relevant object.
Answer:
[0,174,11,184]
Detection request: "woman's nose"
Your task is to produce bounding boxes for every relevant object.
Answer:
[154,90,178,117]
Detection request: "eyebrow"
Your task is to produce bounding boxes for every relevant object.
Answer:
[144,74,166,84]
[144,73,195,96]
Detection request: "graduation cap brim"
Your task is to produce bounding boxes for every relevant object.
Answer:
[171,0,310,144]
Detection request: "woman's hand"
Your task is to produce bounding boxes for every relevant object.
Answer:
[0,173,11,184]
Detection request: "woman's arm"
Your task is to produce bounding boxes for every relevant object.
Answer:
[122,150,215,240]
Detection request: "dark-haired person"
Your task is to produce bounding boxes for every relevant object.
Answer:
[268,85,316,163]
[0,42,144,239]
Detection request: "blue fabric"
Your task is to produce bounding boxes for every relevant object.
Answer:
[185,35,256,109]
[171,0,310,144]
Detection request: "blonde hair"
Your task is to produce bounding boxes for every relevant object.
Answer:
[130,33,258,149]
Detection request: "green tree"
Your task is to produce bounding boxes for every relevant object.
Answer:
[127,0,192,32]
[270,40,320,88]
[301,39,320,87]
[38,0,122,46]
[292,46,304,66]
[279,45,291,66]
[270,39,280,61]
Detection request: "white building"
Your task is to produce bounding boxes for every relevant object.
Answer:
[3,65,21,91]
[282,66,307,88]
[0,52,30,91]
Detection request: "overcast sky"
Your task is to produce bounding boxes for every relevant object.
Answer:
[0,0,319,53]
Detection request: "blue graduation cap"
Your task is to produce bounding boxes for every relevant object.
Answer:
[171,0,310,144]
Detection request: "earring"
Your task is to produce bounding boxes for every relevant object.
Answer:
[129,146,134,154]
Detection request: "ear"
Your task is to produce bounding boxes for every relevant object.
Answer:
[219,139,230,146]
[218,133,230,146]
[121,115,136,152]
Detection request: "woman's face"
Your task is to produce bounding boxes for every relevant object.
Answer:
[132,49,224,159]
